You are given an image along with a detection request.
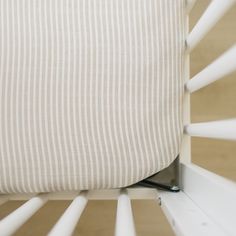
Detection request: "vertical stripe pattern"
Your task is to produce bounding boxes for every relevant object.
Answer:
[0,0,185,193]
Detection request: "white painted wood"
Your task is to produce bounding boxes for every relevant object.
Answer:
[158,191,227,236]
[186,0,236,52]
[180,9,191,164]
[186,44,236,92]
[3,188,157,201]
[0,194,48,236]
[48,192,88,236]
[180,163,236,236]
[115,189,136,236]
[184,119,236,141]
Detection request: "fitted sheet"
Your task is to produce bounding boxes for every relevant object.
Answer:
[0,0,185,193]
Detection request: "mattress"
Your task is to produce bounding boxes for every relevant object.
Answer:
[0,0,185,193]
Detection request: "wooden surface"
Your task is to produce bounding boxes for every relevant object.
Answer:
[0,1,235,235]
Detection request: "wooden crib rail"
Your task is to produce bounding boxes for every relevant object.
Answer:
[159,191,226,236]
[179,163,236,236]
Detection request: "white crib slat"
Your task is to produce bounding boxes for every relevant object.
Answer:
[0,194,48,235]
[159,191,227,236]
[115,189,136,236]
[48,192,88,236]
[186,44,236,93]
[184,119,236,141]
[186,0,236,52]
[180,163,236,236]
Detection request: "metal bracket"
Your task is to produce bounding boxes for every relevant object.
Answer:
[135,157,180,192]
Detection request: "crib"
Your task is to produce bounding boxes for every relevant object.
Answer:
[0,0,236,235]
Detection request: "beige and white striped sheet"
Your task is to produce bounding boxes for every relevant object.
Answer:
[0,0,185,193]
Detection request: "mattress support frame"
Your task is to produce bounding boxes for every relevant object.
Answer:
[136,157,180,192]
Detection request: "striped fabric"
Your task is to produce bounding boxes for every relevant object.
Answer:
[0,0,185,193]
